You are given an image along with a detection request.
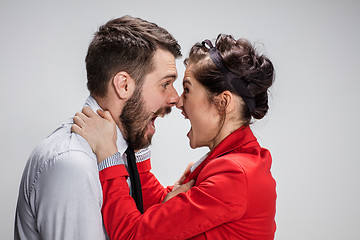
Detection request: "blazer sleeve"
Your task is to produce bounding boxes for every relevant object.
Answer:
[137,159,173,211]
[100,157,247,240]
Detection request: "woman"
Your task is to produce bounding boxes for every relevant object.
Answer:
[73,34,276,239]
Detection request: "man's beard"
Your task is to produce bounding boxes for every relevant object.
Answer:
[120,86,172,150]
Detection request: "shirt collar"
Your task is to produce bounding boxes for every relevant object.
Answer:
[190,152,209,173]
[83,95,128,156]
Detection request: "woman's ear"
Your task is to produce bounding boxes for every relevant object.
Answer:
[215,91,232,114]
[112,72,135,99]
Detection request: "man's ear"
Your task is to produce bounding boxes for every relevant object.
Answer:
[112,72,135,99]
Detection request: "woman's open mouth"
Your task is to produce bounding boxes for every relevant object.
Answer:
[181,110,189,119]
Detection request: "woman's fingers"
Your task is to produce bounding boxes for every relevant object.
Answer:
[75,111,89,122]
[81,107,114,126]
[71,123,83,136]
[163,180,195,203]
[174,162,194,187]
[73,114,85,126]
[180,180,195,191]
[97,109,115,123]
[82,106,97,117]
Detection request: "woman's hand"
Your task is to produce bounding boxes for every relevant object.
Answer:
[72,106,118,163]
[163,180,195,203]
[162,163,195,202]
[173,162,194,190]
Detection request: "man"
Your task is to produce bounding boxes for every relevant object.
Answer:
[15,15,181,239]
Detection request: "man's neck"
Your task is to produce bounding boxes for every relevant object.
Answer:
[92,94,127,142]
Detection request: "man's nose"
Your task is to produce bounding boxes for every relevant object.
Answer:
[168,87,179,107]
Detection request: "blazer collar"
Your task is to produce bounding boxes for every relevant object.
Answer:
[184,126,257,183]
[207,126,257,160]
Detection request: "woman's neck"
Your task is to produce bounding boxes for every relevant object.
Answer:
[209,120,244,151]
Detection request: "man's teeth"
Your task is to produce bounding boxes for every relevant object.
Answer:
[150,117,156,129]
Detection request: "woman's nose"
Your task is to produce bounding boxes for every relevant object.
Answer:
[176,94,184,109]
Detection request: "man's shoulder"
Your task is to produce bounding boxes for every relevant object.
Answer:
[19,120,100,199]
[27,120,96,175]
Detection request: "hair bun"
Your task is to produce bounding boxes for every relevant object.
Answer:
[215,34,275,121]
[245,52,274,119]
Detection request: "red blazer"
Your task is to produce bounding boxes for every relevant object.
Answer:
[100,126,277,239]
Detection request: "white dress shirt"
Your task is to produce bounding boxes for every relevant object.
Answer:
[14,96,149,240]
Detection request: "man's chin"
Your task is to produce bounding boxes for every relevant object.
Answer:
[143,133,154,148]
[131,133,153,150]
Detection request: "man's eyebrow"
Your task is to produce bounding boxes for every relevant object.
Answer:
[159,74,177,81]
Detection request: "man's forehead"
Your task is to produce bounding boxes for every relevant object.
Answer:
[142,48,177,82]
[153,48,176,66]
[155,62,178,80]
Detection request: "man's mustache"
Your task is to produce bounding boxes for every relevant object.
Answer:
[154,106,172,117]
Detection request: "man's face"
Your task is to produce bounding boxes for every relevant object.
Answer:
[120,48,179,150]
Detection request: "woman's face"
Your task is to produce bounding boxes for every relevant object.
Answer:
[176,64,222,149]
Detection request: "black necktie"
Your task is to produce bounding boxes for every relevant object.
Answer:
[125,147,144,213]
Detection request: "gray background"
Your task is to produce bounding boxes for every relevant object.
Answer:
[1,0,359,239]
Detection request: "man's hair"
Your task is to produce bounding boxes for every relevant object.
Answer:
[86,15,182,97]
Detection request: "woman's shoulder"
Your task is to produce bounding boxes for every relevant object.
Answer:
[205,147,272,174]
[201,153,247,176]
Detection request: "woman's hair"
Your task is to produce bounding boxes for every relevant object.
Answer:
[86,15,182,97]
[185,34,275,125]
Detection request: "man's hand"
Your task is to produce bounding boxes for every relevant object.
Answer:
[163,180,195,203]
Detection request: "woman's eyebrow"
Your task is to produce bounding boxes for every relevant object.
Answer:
[183,79,191,86]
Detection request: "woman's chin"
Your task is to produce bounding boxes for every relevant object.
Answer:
[187,128,195,148]
[188,137,198,149]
